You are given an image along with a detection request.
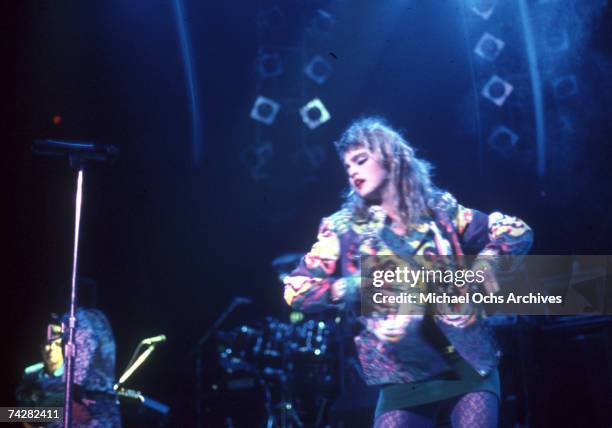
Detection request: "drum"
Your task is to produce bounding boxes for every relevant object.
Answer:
[256,318,292,379]
[288,318,338,422]
[216,325,262,373]
[290,319,331,357]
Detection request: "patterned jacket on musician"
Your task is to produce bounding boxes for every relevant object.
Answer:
[283,192,533,385]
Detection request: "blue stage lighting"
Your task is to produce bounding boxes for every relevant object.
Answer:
[304,55,333,85]
[469,0,497,20]
[488,125,519,154]
[251,96,280,125]
[257,53,284,78]
[482,75,514,107]
[299,98,331,130]
[474,33,505,61]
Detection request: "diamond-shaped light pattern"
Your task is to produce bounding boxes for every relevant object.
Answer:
[488,125,519,154]
[482,75,514,107]
[300,98,331,130]
[250,96,280,125]
[552,75,578,99]
[257,53,283,78]
[543,27,569,53]
[304,55,333,85]
[307,9,335,37]
[470,0,496,20]
[257,5,285,31]
[240,142,274,180]
[474,33,505,61]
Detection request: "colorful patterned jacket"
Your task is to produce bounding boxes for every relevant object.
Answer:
[284,192,533,385]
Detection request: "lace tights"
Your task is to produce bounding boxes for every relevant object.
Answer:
[374,391,499,428]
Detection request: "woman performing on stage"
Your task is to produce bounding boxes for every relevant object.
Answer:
[283,117,533,427]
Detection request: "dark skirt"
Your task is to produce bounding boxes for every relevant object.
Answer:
[375,351,500,419]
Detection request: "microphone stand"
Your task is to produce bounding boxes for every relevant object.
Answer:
[113,340,170,422]
[63,154,86,428]
[195,298,244,428]
[31,140,117,428]
[115,344,159,389]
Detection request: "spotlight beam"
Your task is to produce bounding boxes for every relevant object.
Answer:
[518,0,547,180]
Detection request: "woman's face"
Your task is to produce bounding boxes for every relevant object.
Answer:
[343,146,389,199]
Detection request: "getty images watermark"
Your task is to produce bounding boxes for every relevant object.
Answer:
[360,255,612,316]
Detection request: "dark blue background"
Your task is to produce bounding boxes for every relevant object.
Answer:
[2,1,611,425]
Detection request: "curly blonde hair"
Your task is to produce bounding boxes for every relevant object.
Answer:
[335,116,440,227]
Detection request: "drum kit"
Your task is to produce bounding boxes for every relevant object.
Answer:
[202,315,341,428]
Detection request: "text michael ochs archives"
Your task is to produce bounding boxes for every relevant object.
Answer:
[369,266,563,306]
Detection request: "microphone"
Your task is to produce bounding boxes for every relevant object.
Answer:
[32,139,119,162]
[141,335,166,345]
[234,296,252,305]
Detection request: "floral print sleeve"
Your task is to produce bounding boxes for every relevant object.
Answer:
[450,200,533,294]
[483,211,533,255]
[450,198,533,257]
[432,193,533,295]
[283,217,340,312]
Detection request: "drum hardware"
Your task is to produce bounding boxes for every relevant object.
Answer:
[195,296,253,428]
[205,315,338,427]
